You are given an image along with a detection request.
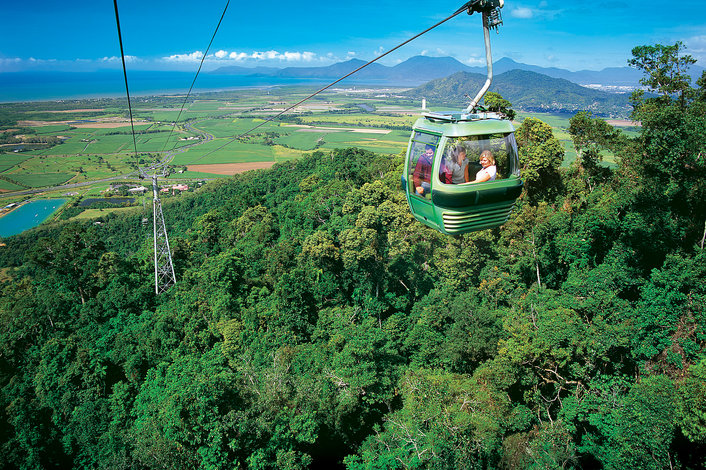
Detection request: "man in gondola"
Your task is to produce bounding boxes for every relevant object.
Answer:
[413,144,434,196]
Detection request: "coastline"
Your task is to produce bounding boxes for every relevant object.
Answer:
[0,71,346,104]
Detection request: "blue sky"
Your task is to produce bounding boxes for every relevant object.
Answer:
[1,0,704,73]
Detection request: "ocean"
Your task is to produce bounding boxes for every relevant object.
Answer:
[0,71,342,103]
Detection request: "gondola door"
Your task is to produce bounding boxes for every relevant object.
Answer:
[405,131,441,230]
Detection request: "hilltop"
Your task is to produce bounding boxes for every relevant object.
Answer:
[406,69,633,116]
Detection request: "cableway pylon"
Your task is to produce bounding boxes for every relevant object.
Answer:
[140,165,177,295]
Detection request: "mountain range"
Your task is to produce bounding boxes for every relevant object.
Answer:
[210,55,706,89]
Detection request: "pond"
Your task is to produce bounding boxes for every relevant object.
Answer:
[0,199,67,237]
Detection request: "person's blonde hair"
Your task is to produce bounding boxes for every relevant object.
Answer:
[480,150,495,165]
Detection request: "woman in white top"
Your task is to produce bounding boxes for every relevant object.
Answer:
[470,150,496,184]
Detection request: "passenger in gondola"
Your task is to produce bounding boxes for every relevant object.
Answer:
[470,150,496,183]
[447,144,470,184]
[413,144,434,196]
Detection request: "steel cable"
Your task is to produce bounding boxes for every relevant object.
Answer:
[157,0,231,170]
[113,0,139,162]
[183,3,476,166]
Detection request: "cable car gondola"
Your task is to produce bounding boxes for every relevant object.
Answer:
[402,0,523,235]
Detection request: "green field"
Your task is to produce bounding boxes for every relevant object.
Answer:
[9,173,74,187]
[0,154,32,172]
[0,178,25,191]
[0,88,630,196]
[173,140,276,164]
[69,206,143,220]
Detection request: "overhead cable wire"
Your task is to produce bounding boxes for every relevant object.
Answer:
[158,0,231,167]
[184,2,477,166]
[113,0,139,161]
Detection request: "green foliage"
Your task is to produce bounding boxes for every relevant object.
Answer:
[348,369,510,469]
[622,42,706,254]
[515,117,565,204]
[568,111,621,173]
[677,358,706,444]
[628,42,696,105]
[632,252,706,370]
[607,375,678,470]
[1,43,706,468]
[408,70,631,117]
[483,92,516,120]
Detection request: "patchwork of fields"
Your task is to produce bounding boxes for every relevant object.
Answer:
[0,87,623,200]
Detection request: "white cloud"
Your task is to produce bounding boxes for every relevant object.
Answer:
[511,7,534,19]
[207,50,319,62]
[228,52,247,60]
[101,55,138,63]
[282,51,315,61]
[685,35,706,64]
[421,48,447,57]
[464,56,486,66]
[253,50,280,60]
[164,51,204,62]
[0,57,22,72]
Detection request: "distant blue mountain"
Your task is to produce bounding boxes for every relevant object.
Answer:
[211,57,469,84]
[210,55,706,89]
[386,56,473,82]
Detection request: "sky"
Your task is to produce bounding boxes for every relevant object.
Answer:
[1,0,705,74]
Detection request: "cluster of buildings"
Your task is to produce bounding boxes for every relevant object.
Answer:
[106,183,190,195]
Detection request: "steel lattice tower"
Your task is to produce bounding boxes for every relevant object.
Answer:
[151,174,176,294]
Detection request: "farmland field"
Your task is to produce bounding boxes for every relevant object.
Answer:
[1,86,625,206]
[9,173,74,187]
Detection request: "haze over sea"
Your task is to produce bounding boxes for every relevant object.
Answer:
[0,71,346,103]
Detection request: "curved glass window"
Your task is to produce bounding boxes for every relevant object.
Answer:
[407,131,439,198]
[438,132,520,185]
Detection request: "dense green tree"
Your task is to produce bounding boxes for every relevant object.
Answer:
[622,42,706,255]
[346,369,510,470]
[483,92,516,120]
[27,224,106,305]
[676,358,706,446]
[628,41,696,107]
[515,117,565,204]
[568,111,621,186]
[606,375,678,470]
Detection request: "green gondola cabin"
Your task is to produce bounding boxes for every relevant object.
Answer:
[402,111,523,235]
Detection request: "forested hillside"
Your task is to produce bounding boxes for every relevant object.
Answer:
[1,45,705,469]
[407,70,632,117]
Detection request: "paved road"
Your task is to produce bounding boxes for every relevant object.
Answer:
[0,119,215,199]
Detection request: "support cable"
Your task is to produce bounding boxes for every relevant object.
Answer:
[184,1,479,166]
[158,0,231,166]
[113,0,139,161]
